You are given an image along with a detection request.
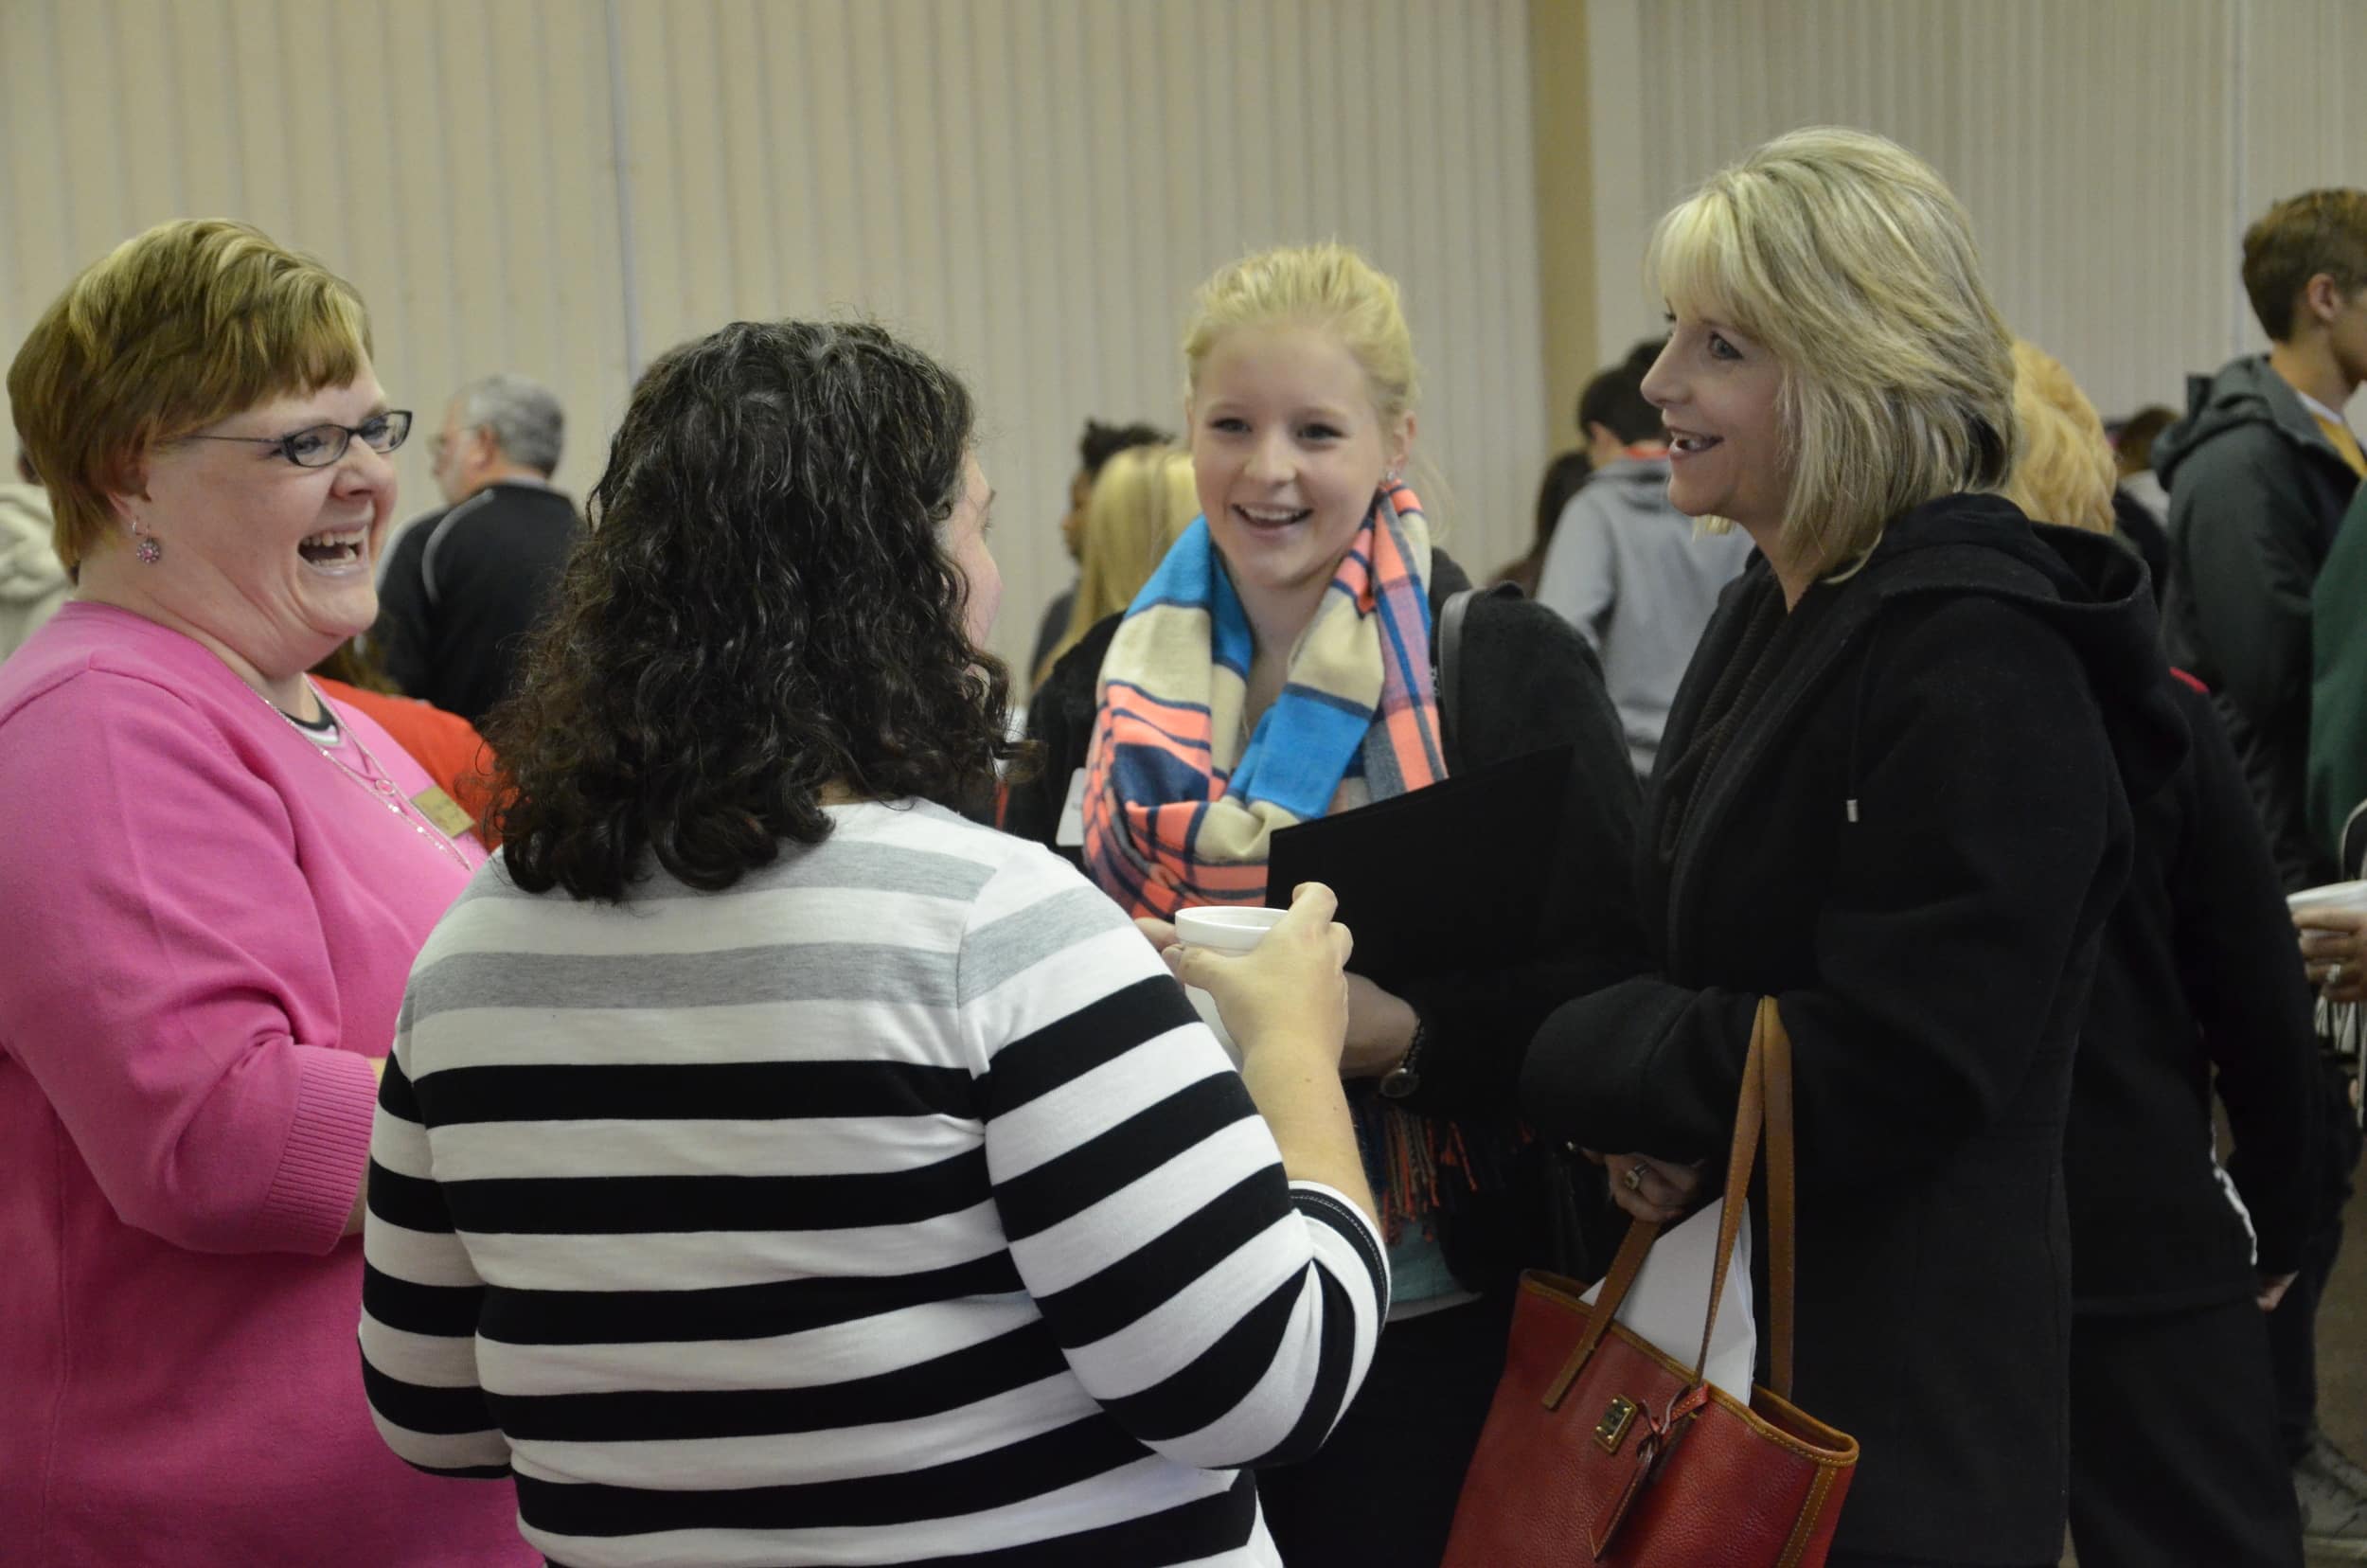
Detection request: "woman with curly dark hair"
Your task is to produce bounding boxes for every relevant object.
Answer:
[356,319,1390,1568]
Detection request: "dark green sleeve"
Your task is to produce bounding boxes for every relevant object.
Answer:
[2310,486,2367,864]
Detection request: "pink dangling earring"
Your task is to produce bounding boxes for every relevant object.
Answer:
[134,533,162,565]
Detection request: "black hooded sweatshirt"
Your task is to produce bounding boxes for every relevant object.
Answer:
[2155,354,2362,888]
[1523,493,2186,1564]
[2068,675,2323,1316]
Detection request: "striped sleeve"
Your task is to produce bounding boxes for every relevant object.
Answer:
[357,1009,511,1480]
[964,849,1389,1470]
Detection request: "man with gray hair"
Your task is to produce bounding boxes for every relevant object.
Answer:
[376,373,581,725]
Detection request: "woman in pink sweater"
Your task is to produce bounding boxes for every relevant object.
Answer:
[0,221,528,1564]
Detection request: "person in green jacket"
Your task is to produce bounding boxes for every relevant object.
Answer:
[2311,481,2367,867]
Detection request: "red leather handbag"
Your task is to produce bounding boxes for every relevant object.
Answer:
[1443,999,1858,1567]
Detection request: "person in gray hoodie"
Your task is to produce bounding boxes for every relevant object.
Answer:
[1533,339,1753,777]
[0,452,68,663]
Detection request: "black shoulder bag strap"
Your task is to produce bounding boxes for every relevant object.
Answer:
[1435,583,1514,766]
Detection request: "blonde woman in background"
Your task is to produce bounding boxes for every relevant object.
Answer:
[1520,133,2189,1567]
[1007,241,1646,1567]
[2010,340,2321,1566]
[1033,443,1200,687]
[2001,343,2120,532]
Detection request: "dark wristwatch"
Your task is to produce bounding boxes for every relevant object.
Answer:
[1377,1013,1432,1100]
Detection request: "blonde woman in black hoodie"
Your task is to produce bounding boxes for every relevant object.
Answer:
[1521,130,2187,1568]
[2008,341,2320,1567]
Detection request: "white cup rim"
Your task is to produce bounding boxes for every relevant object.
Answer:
[1174,905,1285,951]
[2288,880,2367,913]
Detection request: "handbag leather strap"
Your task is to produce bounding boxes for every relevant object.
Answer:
[1544,997,1800,1408]
[1761,1001,1797,1399]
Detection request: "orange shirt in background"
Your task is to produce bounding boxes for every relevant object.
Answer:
[315,677,500,849]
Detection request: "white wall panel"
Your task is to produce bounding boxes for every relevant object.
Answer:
[2244,0,2367,254]
[607,0,1551,672]
[2,2,1550,676]
[1587,0,2365,431]
[0,0,629,524]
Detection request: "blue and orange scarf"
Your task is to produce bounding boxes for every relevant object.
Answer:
[1082,484,1446,918]
[1084,486,1497,1246]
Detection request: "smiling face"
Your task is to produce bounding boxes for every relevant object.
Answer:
[1641,313,1792,542]
[117,369,399,684]
[1188,323,1410,627]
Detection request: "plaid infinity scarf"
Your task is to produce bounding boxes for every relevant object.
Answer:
[1081,483,1446,916]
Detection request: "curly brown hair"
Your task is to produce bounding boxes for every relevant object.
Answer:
[485,319,1022,901]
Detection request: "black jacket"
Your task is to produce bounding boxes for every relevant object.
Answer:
[1522,495,2186,1562]
[2156,356,2362,889]
[2068,677,2322,1313]
[2109,488,2168,609]
[375,480,582,727]
[1006,550,1650,1286]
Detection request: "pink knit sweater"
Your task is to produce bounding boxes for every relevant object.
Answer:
[0,603,527,1565]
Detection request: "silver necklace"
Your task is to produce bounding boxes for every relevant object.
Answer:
[262,680,476,876]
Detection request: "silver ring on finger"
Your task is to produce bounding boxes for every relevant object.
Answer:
[1624,1160,1649,1193]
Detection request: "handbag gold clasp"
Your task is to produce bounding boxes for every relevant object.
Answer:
[1593,1395,1638,1452]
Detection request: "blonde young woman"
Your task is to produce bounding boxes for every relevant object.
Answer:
[1520,132,2188,1568]
[2009,343,2322,1567]
[1008,242,1646,1567]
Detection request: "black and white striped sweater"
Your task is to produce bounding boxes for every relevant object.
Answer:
[359,798,1388,1567]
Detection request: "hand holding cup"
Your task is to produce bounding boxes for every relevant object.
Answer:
[1166,884,1353,1066]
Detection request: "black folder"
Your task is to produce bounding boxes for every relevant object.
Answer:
[1264,742,1575,986]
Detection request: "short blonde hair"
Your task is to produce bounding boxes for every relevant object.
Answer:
[2002,342,2116,536]
[1649,127,2017,568]
[8,219,372,570]
[1039,445,1199,684]
[1183,241,1418,433]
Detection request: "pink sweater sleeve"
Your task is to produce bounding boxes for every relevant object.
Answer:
[0,675,379,1256]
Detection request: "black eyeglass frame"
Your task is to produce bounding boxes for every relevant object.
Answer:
[186,409,414,469]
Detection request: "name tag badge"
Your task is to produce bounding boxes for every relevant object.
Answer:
[1055,768,1088,847]
[411,785,477,838]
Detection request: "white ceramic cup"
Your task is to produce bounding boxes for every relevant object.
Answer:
[1173,905,1289,1061]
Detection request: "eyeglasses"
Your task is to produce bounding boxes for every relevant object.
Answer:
[188,409,414,469]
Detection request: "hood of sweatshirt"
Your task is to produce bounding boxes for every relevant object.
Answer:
[0,484,68,608]
[2152,354,2337,488]
[1850,491,2188,811]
